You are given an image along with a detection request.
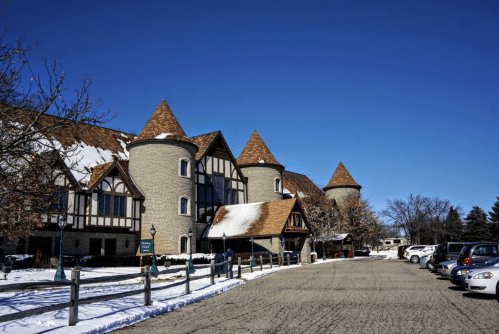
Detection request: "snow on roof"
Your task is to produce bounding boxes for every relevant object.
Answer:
[154,133,173,139]
[206,202,264,238]
[319,233,351,242]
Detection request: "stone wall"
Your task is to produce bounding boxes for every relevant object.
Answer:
[241,165,283,203]
[129,140,197,254]
[324,187,360,204]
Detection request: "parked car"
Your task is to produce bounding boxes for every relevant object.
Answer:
[457,242,499,267]
[407,245,437,264]
[437,260,457,277]
[450,256,499,287]
[420,254,435,269]
[403,245,426,260]
[464,266,499,296]
[433,241,467,269]
[397,245,411,259]
[354,249,370,256]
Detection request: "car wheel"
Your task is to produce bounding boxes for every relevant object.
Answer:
[427,261,435,269]
[410,255,419,263]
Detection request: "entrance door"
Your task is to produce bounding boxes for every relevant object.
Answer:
[28,237,52,267]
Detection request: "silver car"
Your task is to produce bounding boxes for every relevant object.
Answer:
[437,260,457,277]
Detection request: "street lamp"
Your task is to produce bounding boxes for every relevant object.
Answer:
[54,211,67,281]
[150,225,158,273]
[250,236,256,266]
[322,238,326,261]
[223,232,226,261]
[188,228,195,274]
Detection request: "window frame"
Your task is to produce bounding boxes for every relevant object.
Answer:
[179,196,191,216]
[274,177,282,193]
[179,158,190,178]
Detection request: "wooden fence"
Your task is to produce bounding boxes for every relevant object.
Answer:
[0,253,300,327]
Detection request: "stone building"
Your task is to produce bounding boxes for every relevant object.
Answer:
[3,100,361,264]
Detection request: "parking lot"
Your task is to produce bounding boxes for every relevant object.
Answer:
[116,257,499,334]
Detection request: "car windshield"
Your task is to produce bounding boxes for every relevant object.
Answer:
[486,256,499,266]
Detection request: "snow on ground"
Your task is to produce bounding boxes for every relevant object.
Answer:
[368,250,399,259]
[0,260,309,333]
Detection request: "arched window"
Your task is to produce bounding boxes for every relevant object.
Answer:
[179,159,190,177]
[179,196,190,215]
[275,178,281,192]
[180,236,188,253]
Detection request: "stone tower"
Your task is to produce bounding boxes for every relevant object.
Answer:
[323,162,362,204]
[237,130,284,203]
[128,101,198,254]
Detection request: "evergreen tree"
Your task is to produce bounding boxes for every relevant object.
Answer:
[463,206,491,242]
[489,197,499,241]
[443,206,463,241]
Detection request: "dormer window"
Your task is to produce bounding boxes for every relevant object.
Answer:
[275,178,281,192]
[293,213,301,227]
[180,159,190,177]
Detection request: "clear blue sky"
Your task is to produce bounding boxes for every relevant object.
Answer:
[4,0,499,219]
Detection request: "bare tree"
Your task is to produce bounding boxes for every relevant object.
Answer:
[0,31,113,241]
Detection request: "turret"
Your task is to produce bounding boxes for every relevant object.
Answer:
[127,101,198,254]
[323,162,361,204]
[237,130,284,203]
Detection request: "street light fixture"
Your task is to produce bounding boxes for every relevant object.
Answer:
[150,225,158,273]
[250,236,256,266]
[54,211,67,281]
[223,232,226,261]
[188,228,195,274]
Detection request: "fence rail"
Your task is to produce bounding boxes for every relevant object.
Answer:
[0,253,301,327]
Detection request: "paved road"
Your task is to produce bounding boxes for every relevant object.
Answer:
[115,258,499,334]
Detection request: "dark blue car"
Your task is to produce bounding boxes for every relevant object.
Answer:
[450,256,499,287]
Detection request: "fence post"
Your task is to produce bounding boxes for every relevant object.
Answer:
[185,261,190,294]
[298,254,301,265]
[144,265,151,306]
[259,255,263,271]
[278,253,281,267]
[228,257,233,279]
[238,257,242,279]
[68,266,81,326]
[210,260,215,285]
[287,254,290,266]
[250,256,254,273]
[225,258,229,279]
[270,255,273,269]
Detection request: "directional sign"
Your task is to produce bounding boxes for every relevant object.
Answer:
[140,239,153,254]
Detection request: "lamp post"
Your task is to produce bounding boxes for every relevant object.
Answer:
[188,228,195,274]
[322,238,326,261]
[223,232,226,261]
[54,211,67,281]
[150,225,158,273]
[250,236,256,266]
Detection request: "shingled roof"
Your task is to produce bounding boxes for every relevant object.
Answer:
[86,160,144,198]
[323,162,362,190]
[189,131,220,161]
[282,171,323,198]
[133,100,195,146]
[237,130,283,168]
[205,198,302,238]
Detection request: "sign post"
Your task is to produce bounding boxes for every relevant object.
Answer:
[140,239,153,254]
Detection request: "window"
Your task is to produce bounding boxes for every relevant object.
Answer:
[275,178,281,192]
[180,197,189,215]
[53,189,68,212]
[89,238,102,256]
[385,241,392,245]
[113,195,126,217]
[180,237,188,253]
[293,213,301,227]
[393,239,401,244]
[180,159,189,177]
[98,194,111,216]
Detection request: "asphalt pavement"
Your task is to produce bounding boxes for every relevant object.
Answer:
[114,257,499,334]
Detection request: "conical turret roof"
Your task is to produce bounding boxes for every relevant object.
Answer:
[323,162,361,190]
[237,130,283,168]
[132,100,196,148]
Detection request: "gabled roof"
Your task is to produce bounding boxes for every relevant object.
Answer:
[205,198,305,238]
[282,171,323,198]
[237,130,284,168]
[132,100,196,147]
[318,233,354,242]
[323,162,361,191]
[189,131,220,161]
[86,160,144,198]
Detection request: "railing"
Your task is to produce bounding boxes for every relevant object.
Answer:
[0,258,233,326]
[236,253,300,278]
